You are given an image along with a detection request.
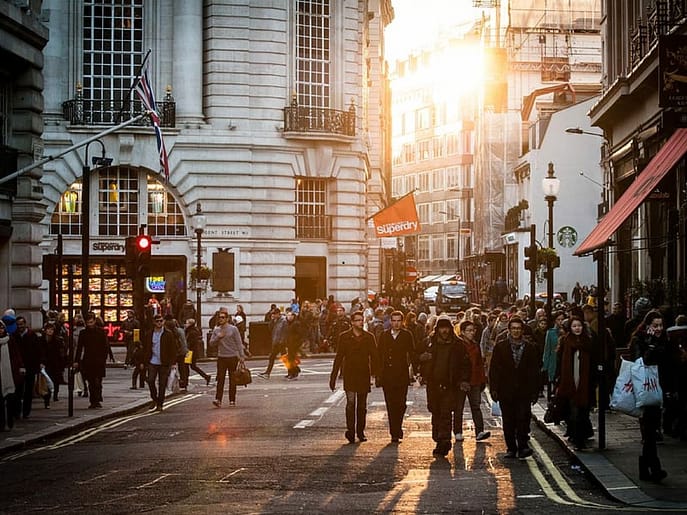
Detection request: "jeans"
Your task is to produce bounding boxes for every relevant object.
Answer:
[85,374,104,406]
[264,344,283,375]
[216,356,239,403]
[147,364,170,408]
[345,390,369,437]
[454,386,485,434]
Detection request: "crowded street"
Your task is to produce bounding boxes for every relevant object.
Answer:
[0,357,664,514]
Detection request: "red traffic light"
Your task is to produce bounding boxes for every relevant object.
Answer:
[136,234,152,251]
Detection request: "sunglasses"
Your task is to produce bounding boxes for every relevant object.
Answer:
[154,319,164,323]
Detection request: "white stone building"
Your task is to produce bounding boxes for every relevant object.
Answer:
[25,0,393,338]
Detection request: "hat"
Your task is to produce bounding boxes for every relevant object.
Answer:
[1,314,17,334]
[436,315,453,329]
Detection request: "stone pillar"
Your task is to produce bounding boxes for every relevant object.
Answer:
[42,1,70,122]
[173,0,204,125]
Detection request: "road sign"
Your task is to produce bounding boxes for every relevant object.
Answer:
[405,266,418,282]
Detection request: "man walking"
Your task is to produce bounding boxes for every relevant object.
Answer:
[420,315,470,457]
[376,310,415,443]
[489,316,540,459]
[329,310,378,443]
[210,308,246,407]
[73,312,109,409]
[143,314,177,412]
[258,308,287,379]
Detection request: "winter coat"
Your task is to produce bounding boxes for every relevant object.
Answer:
[377,328,414,388]
[330,328,378,393]
[555,333,595,409]
[459,335,486,386]
[488,334,540,404]
[74,326,109,379]
[143,328,178,367]
[422,331,471,413]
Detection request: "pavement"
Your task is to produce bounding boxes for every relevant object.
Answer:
[2,349,687,510]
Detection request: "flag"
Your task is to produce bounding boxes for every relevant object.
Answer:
[135,63,169,181]
[370,192,421,238]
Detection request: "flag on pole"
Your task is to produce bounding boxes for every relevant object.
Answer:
[370,192,421,238]
[135,63,169,181]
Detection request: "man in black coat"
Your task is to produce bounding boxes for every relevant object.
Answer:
[329,310,378,443]
[73,312,109,409]
[14,316,44,418]
[376,310,415,443]
[420,316,470,457]
[489,316,541,459]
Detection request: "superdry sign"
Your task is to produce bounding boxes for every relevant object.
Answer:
[370,192,421,238]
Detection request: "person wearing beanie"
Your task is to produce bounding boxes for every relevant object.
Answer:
[420,315,470,457]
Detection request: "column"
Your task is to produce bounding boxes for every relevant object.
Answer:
[173,0,204,125]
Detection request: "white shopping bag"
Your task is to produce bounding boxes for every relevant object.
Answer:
[630,357,663,409]
[610,358,642,417]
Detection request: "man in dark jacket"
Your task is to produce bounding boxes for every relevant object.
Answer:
[376,310,415,443]
[329,310,378,443]
[420,315,470,457]
[73,312,109,409]
[14,316,44,418]
[143,314,178,411]
[489,316,541,459]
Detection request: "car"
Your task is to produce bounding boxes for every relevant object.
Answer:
[423,285,438,304]
[535,292,564,306]
[436,280,471,312]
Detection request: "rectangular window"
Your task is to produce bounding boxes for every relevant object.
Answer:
[147,180,186,237]
[447,234,458,259]
[446,198,463,220]
[431,235,444,261]
[51,183,83,235]
[432,168,445,191]
[296,177,330,239]
[405,174,416,194]
[417,235,429,261]
[98,169,139,236]
[418,140,431,160]
[418,172,430,192]
[403,143,415,163]
[296,0,330,108]
[392,176,403,197]
[417,203,430,225]
[446,166,460,188]
[416,107,431,129]
[431,201,445,224]
[433,136,444,158]
[446,134,459,154]
[83,0,144,123]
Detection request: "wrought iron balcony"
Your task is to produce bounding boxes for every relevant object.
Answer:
[630,24,648,69]
[284,98,356,137]
[62,97,176,127]
[296,214,332,240]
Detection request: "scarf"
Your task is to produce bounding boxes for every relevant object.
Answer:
[0,335,15,398]
[557,334,592,407]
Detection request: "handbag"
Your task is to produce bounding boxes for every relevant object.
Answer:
[631,357,663,408]
[231,360,252,386]
[166,366,180,394]
[73,371,85,394]
[184,350,193,364]
[610,358,642,417]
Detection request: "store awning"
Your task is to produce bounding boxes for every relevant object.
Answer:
[575,128,687,256]
[419,274,440,283]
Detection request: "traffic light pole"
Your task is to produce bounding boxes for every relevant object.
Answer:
[529,224,536,318]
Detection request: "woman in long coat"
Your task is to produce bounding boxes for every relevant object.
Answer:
[555,316,595,449]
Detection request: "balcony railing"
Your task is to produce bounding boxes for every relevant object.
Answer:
[284,99,356,137]
[296,214,332,240]
[62,97,176,127]
[630,0,687,68]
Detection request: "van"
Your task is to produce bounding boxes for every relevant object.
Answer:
[436,280,471,312]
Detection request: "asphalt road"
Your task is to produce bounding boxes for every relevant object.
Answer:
[0,358,649,514]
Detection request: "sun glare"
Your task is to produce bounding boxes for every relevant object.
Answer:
[430,44,485,103]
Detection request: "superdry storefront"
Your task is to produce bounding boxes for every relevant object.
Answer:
[42,167,191,343]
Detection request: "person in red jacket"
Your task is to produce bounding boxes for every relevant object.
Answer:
[454,320,490,442]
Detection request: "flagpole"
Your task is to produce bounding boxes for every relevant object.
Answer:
[0,113,149,186]
[114,48,153,123]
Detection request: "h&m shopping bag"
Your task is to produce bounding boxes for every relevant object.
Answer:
[630,357,663,409]
[610,358,642,417]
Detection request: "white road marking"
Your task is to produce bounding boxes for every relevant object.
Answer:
[135,473,178,489]
[308,407,329,417]
[293,419,315,429]
[218,468,246,482]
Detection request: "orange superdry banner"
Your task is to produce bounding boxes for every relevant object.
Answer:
[371,192,420,238]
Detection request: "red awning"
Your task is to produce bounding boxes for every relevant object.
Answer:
[575,128,687,256]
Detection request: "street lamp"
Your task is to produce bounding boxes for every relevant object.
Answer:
[541,162,560,324]
[565,127,605,138]
[192,202,206,329]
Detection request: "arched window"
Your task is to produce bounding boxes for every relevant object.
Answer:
[50,168,186,237]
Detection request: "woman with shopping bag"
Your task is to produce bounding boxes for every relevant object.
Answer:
[629,310,676,482]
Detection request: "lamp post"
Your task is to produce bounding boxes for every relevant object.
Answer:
[192,202,206,329]
[541,162,560,325]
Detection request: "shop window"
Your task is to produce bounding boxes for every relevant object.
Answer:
[51,182,83,235]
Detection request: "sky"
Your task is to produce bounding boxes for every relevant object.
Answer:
[384,0,489,61]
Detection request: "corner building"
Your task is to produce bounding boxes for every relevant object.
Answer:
[35,0,393,334]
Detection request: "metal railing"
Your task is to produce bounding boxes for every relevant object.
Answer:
[630,0,687,68]
[284,99,356,137]
[296,214,332,240]
[62,98,176,127]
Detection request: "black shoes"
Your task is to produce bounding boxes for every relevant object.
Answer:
[518,448,533,459]
[639,456,668,482]
[504,450,517,459]
[357,433,367,442]
[345,431,355,444]
[432,442,450,457]
[206,375,212,386]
